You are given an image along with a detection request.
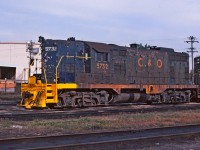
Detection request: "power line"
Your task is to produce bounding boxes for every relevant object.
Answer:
[185,36,199,84]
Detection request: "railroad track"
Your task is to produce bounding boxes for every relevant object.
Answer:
[0,97,20,106]
[0,101,18,106]
[1,124,200,149]
[1,103,200,121]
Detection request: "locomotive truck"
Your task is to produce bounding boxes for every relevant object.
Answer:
[20,36,198,109]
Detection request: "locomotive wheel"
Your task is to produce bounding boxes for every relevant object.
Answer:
[90,98,97,106]
[77,99,83,108]
[76,98,97,108]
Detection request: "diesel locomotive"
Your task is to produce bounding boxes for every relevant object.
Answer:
[20,36,198,109]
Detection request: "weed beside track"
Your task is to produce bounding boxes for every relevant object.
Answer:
[1,109,200,139]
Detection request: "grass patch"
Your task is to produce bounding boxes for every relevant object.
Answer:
[1,109,200,138]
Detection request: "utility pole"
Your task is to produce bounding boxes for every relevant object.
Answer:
[26,40,34,77]
[185,36,199,84]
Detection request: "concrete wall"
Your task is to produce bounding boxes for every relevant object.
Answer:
[0,43,41,81]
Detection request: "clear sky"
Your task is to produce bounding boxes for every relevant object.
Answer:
[1,0,200,53]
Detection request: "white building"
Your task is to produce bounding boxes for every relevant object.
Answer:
[0,42,41,82]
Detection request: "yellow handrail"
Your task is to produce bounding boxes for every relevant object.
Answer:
[55,54,92,101]
[55,55,64,101]
[43,67,47,84]
[55,55,78,85]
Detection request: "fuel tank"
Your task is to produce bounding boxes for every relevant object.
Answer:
[113,93,149,103]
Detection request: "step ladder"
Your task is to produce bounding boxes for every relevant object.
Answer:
[46,84,56,103]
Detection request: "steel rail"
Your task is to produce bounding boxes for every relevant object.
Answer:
[1,124,200,150]
[1,103,200,121]
[31,132,200,150]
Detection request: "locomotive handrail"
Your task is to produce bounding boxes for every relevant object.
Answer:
[43,67,47,84]
[56,55,64,85]
[55,54,91,85]
[55,55,78,84]
[42,67,48,102]
[55,55,65,101]
[55,54,91,101]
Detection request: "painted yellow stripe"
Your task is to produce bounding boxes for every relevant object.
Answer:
[57,83,77,89]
